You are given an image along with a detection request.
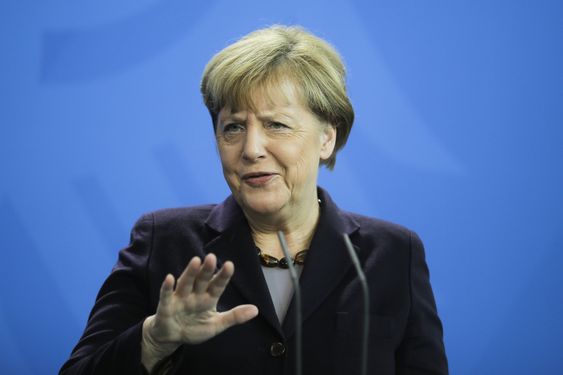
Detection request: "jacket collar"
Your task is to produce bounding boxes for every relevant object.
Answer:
[204,187,359,235]
[282,188,360,338]
[203,187,361,339]
[204,195,282,335]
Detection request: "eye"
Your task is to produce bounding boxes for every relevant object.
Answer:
[267,121,289,130]
[222,123,245,134]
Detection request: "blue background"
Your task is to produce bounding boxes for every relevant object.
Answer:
[1,1,562,374]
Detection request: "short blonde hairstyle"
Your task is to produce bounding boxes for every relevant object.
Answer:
[201,25,354,169]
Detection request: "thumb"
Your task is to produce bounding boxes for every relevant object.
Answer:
[216,304,259,332]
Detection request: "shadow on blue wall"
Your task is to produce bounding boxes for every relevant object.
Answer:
[1,1,562,374]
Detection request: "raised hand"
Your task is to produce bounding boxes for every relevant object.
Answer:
[141,254,259,371]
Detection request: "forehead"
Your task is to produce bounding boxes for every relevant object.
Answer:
[219,78,309,119]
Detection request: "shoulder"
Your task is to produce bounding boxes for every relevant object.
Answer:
[132,204,217,235]
[345,211,413,239]
[318,187,421,250]
[342,210,422,254]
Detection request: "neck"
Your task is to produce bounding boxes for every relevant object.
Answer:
[244,196,320,258]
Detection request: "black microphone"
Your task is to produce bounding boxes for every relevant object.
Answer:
[342,233,369,375]
[277,231,302,375]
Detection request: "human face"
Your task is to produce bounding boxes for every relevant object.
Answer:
[215,81,336,220]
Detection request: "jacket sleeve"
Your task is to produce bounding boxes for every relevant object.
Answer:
[59,214,155,375]
[395,231,449,375]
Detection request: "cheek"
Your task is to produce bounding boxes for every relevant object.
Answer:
[217,150,241,188]
[217,143,237,169]
[221,162,240,191]
[282,146,320,184]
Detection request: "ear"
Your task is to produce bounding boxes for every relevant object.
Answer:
[319,125,337,161]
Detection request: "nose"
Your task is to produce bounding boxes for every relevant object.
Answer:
[242,119,267,162]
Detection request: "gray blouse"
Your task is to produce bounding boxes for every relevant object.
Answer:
[261,265,303,323]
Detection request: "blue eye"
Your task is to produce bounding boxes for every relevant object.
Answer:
[223,123,245,134]
[268,122,289,130]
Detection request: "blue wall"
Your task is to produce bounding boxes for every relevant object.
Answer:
[1,1,562,373]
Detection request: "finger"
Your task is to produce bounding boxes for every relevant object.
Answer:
[175,256,202,297]
[156,274,175,315]
[216,304,259,332]
[207,261,235,298]
[193,254,217,294]
[160,274,175,300]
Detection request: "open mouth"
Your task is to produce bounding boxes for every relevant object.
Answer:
[242,172,276,186]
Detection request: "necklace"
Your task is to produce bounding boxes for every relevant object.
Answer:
[257,248,308,269]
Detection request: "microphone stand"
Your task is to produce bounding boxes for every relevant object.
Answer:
[277,231,302,375]
[343,233,369,375]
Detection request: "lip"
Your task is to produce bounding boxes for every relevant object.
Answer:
[242,171,276,179]
[241,171,277,187]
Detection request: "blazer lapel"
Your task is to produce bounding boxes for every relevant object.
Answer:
[202,190,361,340]
[282,189,360,338]
[204,196,283,337]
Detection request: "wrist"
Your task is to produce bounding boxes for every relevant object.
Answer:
[141,316,180,372]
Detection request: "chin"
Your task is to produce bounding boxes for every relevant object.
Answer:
[239,193,287,216]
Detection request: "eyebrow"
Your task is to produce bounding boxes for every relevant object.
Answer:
[257,112,294,122]
[223,113,246,122]
[221,109,295,124]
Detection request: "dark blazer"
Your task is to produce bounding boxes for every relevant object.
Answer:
[60,188,448,375]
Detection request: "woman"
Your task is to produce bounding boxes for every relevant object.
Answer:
[60,25,448,375]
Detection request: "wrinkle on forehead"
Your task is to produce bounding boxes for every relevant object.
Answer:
[222,74,307,117]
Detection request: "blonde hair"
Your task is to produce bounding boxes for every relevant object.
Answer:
[201,25,354,169]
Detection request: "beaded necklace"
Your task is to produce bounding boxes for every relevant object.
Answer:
[257,248,308,268]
